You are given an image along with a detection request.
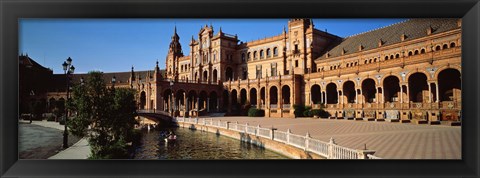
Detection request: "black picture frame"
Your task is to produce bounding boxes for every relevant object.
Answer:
[1,0,479,177]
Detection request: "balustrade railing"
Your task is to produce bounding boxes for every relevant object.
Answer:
[175,116,380,159]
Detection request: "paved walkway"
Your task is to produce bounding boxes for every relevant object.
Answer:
[20,120,91,159]
[48,138,90,159]
[202,116,461,159]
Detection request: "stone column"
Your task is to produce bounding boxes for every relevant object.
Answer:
[325,90,328,104]
[381,87,385,103]
[435,82,439,102]
[400,85,404,103]
[217,98,220,111]
[257,91,261,109]
[337,90,340,104]
[428,82,432,103]
[355,89,359,104]
[320,91,324,104]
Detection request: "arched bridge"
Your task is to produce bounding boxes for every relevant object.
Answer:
[137,110,177,127]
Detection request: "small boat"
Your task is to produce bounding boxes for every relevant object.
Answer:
[164,135,177,143]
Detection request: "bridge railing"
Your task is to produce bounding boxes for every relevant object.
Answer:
[176,117,380,159]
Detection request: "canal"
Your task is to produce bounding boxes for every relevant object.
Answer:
[134,127,288,159]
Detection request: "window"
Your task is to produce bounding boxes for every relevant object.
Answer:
[435,45,441,51]
[273,47,278,56]
[247,52,251,60]
[241,53,245,63]
[385,56,389,60]
[295,60,298,67]
[346,63,350,67]
[420,49,426,54]
[395,54,400,58]
[256,65,262,79]
[408,51,413,56]
[294,44,299,53]
[414,50,419,55]
[450,42,456,48]
[253,51,257,59]
[213,53,217,62]
[260,50,264,59]
[390,55,394,59]
[271,63,277,76]
[267,48,271,57]
[443,44,448,49]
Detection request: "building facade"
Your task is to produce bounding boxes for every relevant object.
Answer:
[21,18,462,123]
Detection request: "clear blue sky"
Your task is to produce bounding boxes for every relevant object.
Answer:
[19,19,405,74]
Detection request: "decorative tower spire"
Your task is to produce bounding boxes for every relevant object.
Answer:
[169,26,183,56]
[130,65,135,81]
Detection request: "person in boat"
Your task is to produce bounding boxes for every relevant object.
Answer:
[167,130,176,140]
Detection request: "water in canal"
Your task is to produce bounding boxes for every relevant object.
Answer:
[134,127,288,159]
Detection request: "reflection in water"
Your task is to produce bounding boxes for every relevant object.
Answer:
[134,127,288,159]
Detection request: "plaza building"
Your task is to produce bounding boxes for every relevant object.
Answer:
[20,18,462,123]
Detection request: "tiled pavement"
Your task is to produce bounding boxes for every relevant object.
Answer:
[202,116,461,159]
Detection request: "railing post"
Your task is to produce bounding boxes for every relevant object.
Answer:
[245,123,249,134]
[286,129,291,144]
[195,117,198,124]
[226,121,230,130]
[270,127,277,140]
[357,150,376,159]
[305,132,311,151]
[328,137,336,159]
[235,121,238,131]
[257,125,260,136]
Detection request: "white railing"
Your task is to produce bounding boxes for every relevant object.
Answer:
[273,130,287,143]
[257,127,272,139]
[331,144,358,159]
[176,117,380,159]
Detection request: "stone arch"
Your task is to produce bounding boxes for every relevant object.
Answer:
[383,76,400,102]
[269,86,278,105]
[361,78,377,103]
[187,90,197,112]
[203,70,208,82]
[162,89,173,111]
[175,89,186,111]
[405,70,431,82]
[226,67,233,81]
[434,65,462,79]
[326,83,338,104]
[199,91,208,111]
[240,88,247,105]
[231,89,238,106]
[311,84,321,104]
[438,68,461,101]
[222,90,229,111]
[282,85,291,104]
[212,69,218,82]
[359,77,378,86]
[342,81,356,103]
[408,72,429,102]
[250,88,257,105]
[260,87,266,106]
[209,91,218,112]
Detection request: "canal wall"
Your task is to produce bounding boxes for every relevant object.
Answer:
[177,122,324,159]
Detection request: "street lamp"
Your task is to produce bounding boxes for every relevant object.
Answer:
[170,80,174,115]
[62,57,74,149]
[111,75,116,88]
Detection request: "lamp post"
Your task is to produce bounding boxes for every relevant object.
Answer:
[111,75,116,88]
[170,80,174,115]
[62,57,75,149]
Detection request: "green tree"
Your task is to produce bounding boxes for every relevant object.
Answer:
[68,71,138,159]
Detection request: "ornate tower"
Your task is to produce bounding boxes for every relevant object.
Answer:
[166,26,184,80]
[287,19,313,74]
